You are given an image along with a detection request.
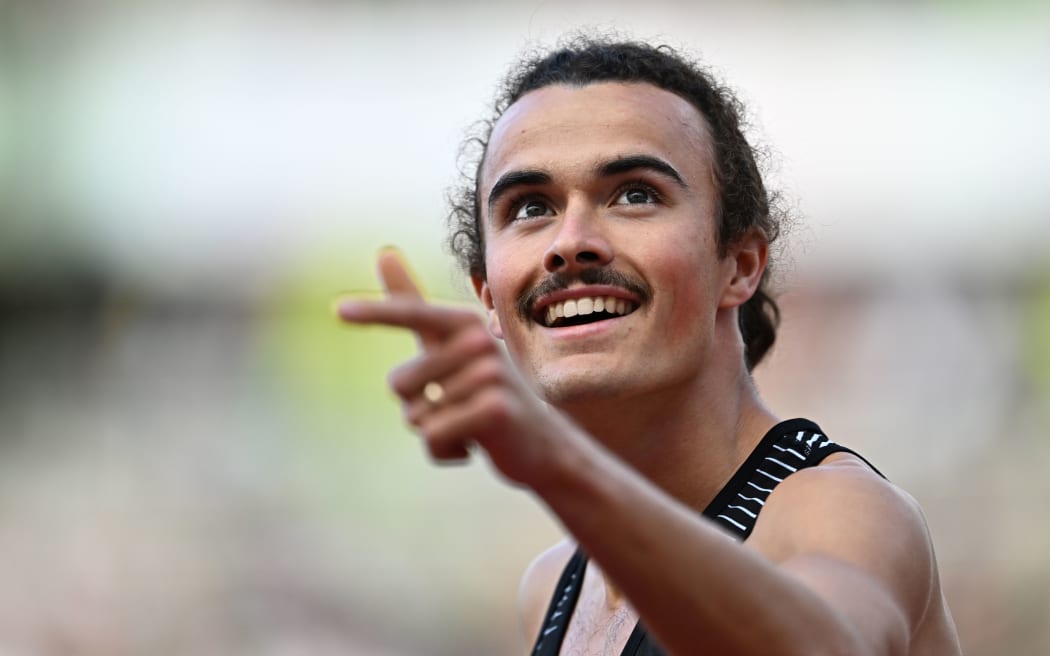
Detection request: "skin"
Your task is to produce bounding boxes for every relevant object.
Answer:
[338,82,961,655]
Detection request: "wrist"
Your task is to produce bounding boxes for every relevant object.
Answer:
[528,419,629,535]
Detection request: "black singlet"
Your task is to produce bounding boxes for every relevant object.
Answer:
[530,418,882,656]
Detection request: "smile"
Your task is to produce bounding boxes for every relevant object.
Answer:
[541,296,637,328]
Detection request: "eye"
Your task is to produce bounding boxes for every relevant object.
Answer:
[512,199,553,221]
[614,185,660,205]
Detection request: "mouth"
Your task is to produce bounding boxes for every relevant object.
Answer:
[536,295,638,328]
[519,268,651,331]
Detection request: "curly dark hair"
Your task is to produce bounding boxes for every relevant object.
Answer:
[447,35,785,370]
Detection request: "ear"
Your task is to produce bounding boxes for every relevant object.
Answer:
[471,273,504,340]
[718,230,769,309]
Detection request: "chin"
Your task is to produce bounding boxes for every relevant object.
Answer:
[532,369,638,407]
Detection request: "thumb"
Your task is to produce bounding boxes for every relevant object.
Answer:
[378,247,425,300]
[376,247,440,351]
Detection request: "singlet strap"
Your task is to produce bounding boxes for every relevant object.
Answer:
[531,549,587,655]
[704,418,884,540]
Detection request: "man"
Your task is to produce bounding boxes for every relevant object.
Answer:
[338,37,961,655]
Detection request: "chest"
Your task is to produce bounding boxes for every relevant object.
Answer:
[559,569,639,656]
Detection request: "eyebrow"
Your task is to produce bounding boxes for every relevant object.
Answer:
[597,155,688,188]
[484,154,688,218]
[486,170,552,217]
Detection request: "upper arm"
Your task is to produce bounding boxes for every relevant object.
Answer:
[747,457,937,654]
[517,539,575,653]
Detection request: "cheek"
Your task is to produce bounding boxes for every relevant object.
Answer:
[656,246,721,326]
[483,233,543,309]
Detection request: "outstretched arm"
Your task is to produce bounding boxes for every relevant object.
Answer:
[338,251,958,656]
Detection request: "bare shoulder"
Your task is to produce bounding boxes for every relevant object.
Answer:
[749,453,961,653]
[518,538,577,651]
[750,453,933,599]
[750,453,925,547]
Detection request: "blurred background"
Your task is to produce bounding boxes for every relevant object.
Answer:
[1,0,1048,654]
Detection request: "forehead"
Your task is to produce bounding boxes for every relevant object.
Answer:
[481,82,713,195]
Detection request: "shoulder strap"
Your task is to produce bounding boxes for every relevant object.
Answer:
[702,418,818,539]
[702,418,885,541]
[531,549,588,655]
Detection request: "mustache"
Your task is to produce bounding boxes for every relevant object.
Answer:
[517,267,653,321]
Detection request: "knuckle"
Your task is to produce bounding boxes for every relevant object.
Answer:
[475,358,506,386]
[404,400,425,426]
[418,422,442,445]
[387,369,412,397]
[476,389,511,425]
[421,426,465,460]
[462,324,495,353]
[427,438,468,462]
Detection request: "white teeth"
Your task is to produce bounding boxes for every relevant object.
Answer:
[541,295,636,327]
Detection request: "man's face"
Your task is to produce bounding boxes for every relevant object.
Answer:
[474,82,741,406]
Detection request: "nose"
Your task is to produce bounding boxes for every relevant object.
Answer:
[543,206,614,273]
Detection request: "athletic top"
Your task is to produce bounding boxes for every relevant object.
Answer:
[530,418,882,656]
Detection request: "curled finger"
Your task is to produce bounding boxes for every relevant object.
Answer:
[387,323,498,401]
[402,351,508,427]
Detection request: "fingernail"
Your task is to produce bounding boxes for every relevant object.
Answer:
[330,295,360,320]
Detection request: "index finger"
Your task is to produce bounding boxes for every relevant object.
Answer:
[336,296,478,338]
